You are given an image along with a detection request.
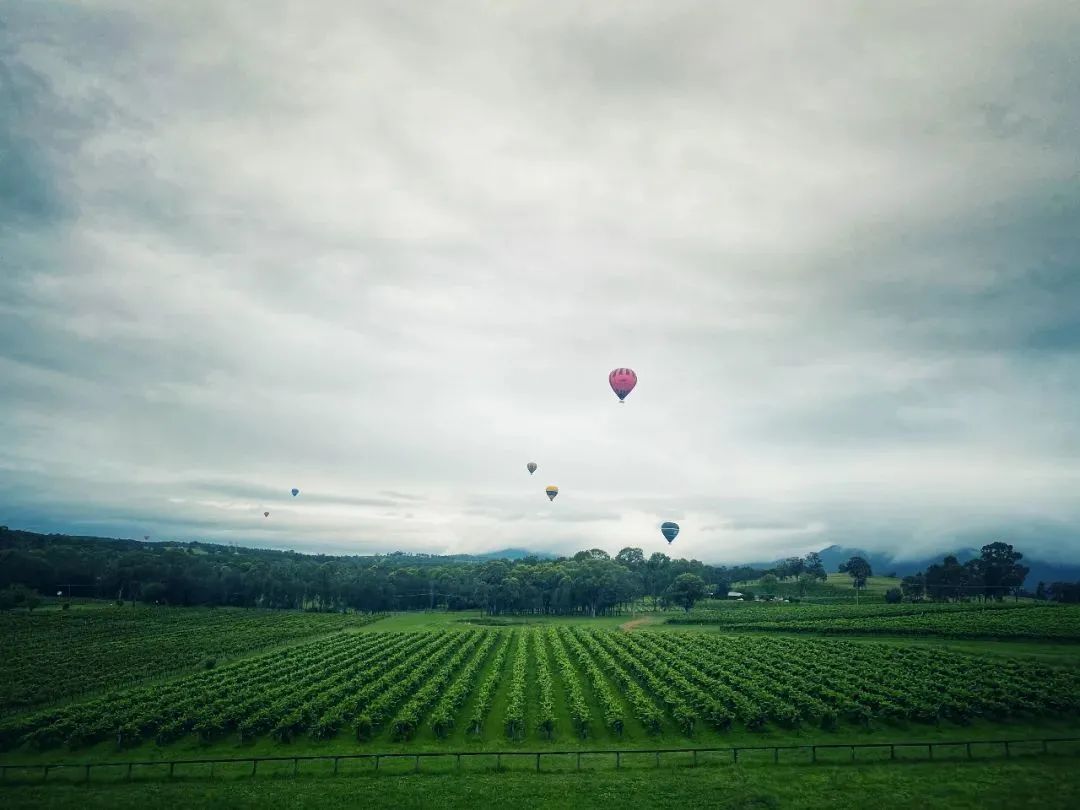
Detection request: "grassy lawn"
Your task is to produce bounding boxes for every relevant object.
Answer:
[3,756,1079,809]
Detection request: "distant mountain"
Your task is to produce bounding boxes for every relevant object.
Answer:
[744,543,1080,588]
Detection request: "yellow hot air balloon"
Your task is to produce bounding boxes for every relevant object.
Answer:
[545,485,559,502]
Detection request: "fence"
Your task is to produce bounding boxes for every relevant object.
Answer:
[2,737,1077,785]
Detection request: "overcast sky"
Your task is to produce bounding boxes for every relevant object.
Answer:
[2,1,1079,564]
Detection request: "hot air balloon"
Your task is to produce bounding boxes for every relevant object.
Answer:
[545,485,559,502]
[527,462,537,475]
[263,511,270,518]
[291,488,299,497]
[660,521,679,544]
[609,368,637,402]
[143,535,150,541]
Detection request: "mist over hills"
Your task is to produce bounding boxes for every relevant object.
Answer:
[744,544,1080,587]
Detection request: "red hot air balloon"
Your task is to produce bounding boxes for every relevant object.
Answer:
[608,368,637,402]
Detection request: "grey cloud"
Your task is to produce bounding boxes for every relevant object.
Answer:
[2,1,1079,563]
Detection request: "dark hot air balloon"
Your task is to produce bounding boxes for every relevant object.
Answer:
[263,512,270,518]
[545,485,559,501]
[660,521,679,544]
[291,488,299,497]
[609,368,637,402]
[527,462,537,475]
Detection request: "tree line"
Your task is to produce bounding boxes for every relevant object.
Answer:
[832,541,1078,603]
[0,528,747,615]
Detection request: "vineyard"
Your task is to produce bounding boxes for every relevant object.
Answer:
[3,627,1078,752]
[0,607,379,714]
[668,602,1080,640]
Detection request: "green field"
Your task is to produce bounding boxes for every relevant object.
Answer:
[3,625,1079,755]
[667,601,1080,641]
[1,604,1079,807]
[0,607,380,714]
[728,572,902,601]
[4,756,1080,810]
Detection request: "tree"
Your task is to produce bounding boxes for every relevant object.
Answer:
[884,588,902,604]
[796,572,818,596]
[803,552,827,581]
[838,556,872,603]
[1046,581,1080,603]
[573,549,610,562]
[614,547,645,569]
[901,573,925,601]
[1035,582,1047,601]
[0,584,36,610]
[759,573,779,595]
[975,542,1029,601]
[665,573,707,612]
[782,557,805,580]
[925,555,973,601]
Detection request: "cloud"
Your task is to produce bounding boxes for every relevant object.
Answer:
[1,1,1079,564]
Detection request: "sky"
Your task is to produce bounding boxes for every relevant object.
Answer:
[2,1,1079,564]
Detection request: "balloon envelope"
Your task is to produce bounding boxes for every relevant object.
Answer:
[263,512,270,518]
[291,488,299,497]
[660,521,680,543]
[527,462,537,475]
[545,485,559,501]
[609,368,638,401]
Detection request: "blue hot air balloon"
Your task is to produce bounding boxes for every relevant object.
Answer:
[291,488,300,497]
[660,521,679,544]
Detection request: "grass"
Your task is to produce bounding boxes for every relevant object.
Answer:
[2,756,1079,808]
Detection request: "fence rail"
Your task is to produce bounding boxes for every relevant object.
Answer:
[1,737,1077,785]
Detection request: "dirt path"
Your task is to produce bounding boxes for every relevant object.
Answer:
[619,616,660,632]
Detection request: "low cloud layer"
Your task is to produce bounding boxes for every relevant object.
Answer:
[2,1,1079,563]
